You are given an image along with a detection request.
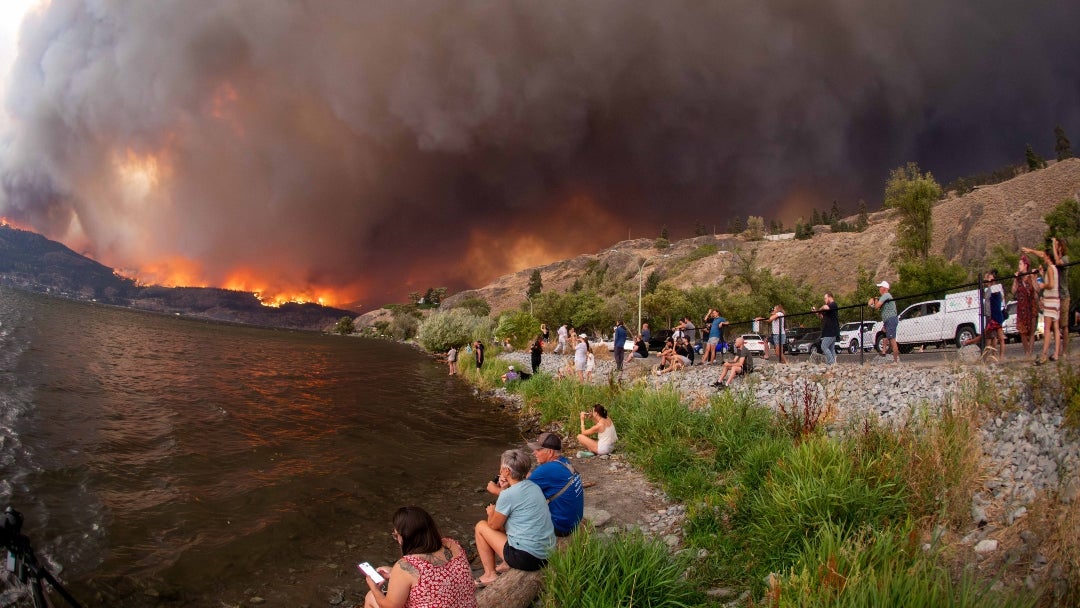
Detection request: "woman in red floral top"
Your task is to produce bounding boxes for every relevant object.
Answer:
[363,506,477,608]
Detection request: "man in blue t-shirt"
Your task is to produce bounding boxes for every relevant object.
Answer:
[613,320,628,372]
[525,432,584,536]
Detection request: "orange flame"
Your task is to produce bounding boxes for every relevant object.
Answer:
[209,82,244,137]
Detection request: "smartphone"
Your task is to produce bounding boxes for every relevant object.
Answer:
[358,561,385,585]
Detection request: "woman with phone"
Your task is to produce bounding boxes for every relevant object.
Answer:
[362,506,477,608]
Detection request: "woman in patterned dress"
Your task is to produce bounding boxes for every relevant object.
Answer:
[363,506,478,608]
[1013,254,1039,358]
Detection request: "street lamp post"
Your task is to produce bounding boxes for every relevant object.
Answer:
[609,249,664,336]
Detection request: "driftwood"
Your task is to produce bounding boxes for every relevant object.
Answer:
[475,568,545,608]
[475,536,578,608]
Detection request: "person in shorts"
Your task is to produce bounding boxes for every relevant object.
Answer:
[756,305,787,364]
[474,449,555,586]
[869,281,900,363]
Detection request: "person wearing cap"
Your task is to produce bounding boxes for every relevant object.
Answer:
[474,449,556,586]
[573,333,590,381]
[500,365,520,383]
[869,281,900,363]
[486,433,584,537]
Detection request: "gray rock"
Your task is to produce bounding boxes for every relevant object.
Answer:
[974,539,999,554]
[584,508,612,527]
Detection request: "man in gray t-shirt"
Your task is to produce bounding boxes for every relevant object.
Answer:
[869,281,900,363]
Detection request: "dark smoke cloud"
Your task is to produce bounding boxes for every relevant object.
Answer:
[1,0,1078,306]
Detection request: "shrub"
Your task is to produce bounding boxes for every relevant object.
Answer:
[415,308,489,352]
[541,528,702,608]
[778,522,1033,608]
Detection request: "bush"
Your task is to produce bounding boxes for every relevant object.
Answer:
[777,522,1033,608]
[415,308,490,352]
[542,528,702,608]
[495,310,540,349]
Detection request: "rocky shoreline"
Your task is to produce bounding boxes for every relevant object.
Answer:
[494,347,1079,599]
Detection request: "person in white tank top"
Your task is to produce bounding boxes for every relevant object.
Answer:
[577,404,617,456]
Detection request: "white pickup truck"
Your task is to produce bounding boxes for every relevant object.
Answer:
[872,288,983,353]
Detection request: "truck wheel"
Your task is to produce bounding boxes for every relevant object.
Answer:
[810,344,820,354]
[955,325,976,348]
[875,333,888,353]
[848,341,858,354]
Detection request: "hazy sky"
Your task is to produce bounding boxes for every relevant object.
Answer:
[1,0,1078,307]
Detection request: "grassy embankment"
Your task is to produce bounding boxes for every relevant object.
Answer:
[460,360,1077,607]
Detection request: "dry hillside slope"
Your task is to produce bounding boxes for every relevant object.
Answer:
[377,158,1080,323]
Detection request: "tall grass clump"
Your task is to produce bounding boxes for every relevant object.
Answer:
[847,399,981,526]
[739,435,909,575]
[541,527,702,608]
[513,373,609,423]
[776,522,1034,608]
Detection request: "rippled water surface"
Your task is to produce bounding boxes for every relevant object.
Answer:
[0,287,519,606]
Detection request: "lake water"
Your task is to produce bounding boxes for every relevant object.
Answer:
[0,287,520,606]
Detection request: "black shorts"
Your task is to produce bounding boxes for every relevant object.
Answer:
[503,543,547,571]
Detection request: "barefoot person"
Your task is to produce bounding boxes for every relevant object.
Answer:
[474,450,555,587]
[362,506,477,608]
[577,404,617,456]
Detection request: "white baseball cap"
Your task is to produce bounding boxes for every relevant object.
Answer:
[876,281,890,289]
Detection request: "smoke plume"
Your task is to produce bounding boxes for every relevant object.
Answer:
[1,0,1078,306]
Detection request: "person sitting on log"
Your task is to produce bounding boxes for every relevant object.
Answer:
[474,449,556,588]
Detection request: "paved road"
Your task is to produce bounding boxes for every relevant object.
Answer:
[779,334,1078,366]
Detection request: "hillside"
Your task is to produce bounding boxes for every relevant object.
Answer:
[433,158,1080,317]
[0,224,356,331]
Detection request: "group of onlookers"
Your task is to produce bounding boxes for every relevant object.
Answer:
[360,407,617,606]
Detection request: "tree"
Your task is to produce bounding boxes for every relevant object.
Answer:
[743,216,766,241]
[417,308,491,352]
[642,283,691,330]
[810,208,822,226]
[660,225,669,240]
[1025,144,1047,170]
[495,311,541,349]
[726,217,746,234]
[830,200,842,223]
[893,256,970,301]
[455,295,491,317]
[1055,125,1073,161]
[856,199,869,231]
[527,269,543,297]
[884,162,940,259]
[332,316,355,335]
[693,221,708,236]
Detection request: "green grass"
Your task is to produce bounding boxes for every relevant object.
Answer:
[485,365,1016,606]
[542,527,702,608]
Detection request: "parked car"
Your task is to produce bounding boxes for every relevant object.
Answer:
[1001,300,1044,342]
[739,333,766,356]
[784,327,818,354]
[647,329,675,351]
[838,321,877,353]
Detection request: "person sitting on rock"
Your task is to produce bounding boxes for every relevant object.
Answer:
[713,336,754,388]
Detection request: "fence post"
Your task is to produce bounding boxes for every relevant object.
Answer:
[978,274,985,351]
[859,300,866,365]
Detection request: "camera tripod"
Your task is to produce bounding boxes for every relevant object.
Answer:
[2,507,83,608]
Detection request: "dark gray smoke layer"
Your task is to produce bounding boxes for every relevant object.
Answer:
[1,0,1078,304]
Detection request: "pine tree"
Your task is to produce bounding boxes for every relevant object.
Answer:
[527,269,543,297]
[1026,144,1047,170]
[1055,125,1073,161]
[857,199,869,231]
[810,209,821,225]
[830,200,841,222]
[660,225,669,240]
[693,221,708,236]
